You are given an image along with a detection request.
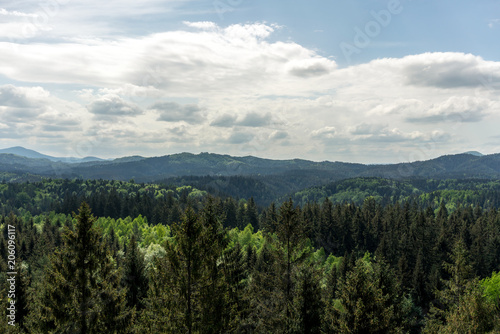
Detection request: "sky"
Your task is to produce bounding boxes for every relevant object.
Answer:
[0,0,499,163]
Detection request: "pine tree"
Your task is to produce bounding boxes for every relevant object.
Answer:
[123,234,148,311]
[245,197,259,229]
[29,202,130,333]
[14,260,30,332]
[439,279,496,334]
[275,199,309,334]
[221,241,248,332]
[141,207,204,333]
[330,256,403,334]
[293,265,323,334]
[245,238,283,332]
[199,196,228,333]
[423,239,479,333]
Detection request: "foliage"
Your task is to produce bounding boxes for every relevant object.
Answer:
[0,177,500,332]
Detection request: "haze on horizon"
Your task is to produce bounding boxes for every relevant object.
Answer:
[0,0,499,164]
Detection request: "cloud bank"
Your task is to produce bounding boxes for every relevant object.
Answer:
[0,21,499,162]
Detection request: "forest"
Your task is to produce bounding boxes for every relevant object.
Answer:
[0,177,499,333]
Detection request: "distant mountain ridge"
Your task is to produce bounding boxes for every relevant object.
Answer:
[463,151,483,157]
[0,146,106,164]
[0,147,499,186]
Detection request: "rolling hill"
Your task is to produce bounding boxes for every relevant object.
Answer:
[0,147,499,185]
[0,146,106,163]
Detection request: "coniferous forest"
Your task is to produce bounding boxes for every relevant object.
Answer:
[0,178,500,333]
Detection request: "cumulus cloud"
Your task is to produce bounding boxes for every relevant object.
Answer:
[0,85,87,149]
[400,53,500,89]
[405,96,491,123]
[151,102,205,124]
[270,130,288,140]
[311,127,336,140]
[0,8,38,17]
[0,85,46,108]
[87,95,143,117]
[360,128,426,143]
[0,85,84,130]
[1,11,500,163]
[348,126,451,144]
[210,114,237,127]
[228,131,254,144]
[368,99,423,117]
[0,22,338,98]
[350,123,387,135]
[288,58,336,78]
[237,112,272,127]
[183,21,217,30]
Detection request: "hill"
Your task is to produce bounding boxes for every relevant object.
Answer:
[0,146,106,163]
[1,149,500,201]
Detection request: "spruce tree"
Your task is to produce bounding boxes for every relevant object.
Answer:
[199,196,228,333]
[293,265,323,334]
[330,256,403,334]
[275,199,308,334]
[141,207,204,333]
[29,202,130,333]
[123,234,148,312]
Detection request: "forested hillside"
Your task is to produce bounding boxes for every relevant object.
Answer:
[291,177,500,209]
[2,149,500,184]
[0,177,499,333]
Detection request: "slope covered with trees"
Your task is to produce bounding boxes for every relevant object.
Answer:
[0,178,499,332]
[2,149,500,184]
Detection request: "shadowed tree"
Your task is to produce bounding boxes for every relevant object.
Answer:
[29,202,130,333]
[123,234,148,312]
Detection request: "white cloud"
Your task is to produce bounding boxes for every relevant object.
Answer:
[1,18,500,162]
[489,19,500,29]
[183,21,217,30]
[0,8,38,17]
[151,102,205,124]
[270,130,288,140]
[87,95,143,117]
[0,85,87,146]
[311,127,336,140]
[228,131,254,144]
[0,22,338,98]
[399,52,500,89]
[210,114,237,127]
[237,112,272,127]
[405,96,491,123]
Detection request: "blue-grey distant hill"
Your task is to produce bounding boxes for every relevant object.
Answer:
[463,151,484,157]
[1,148,499,194]
[0,146,106,164]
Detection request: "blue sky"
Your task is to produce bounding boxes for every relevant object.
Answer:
[0,0,499,163]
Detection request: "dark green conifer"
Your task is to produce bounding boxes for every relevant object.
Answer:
[29,202,130,333]
[123,234,148,311]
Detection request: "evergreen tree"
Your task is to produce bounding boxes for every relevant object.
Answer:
[292,265,323,334]
[275,199,309,334]
[221,241,248,332]
[245,197,259,229]
[29,202,130,333]
[245,238,283,332]
[329,256,403,334]
[123,234,148,311]
[141,207,204,333]
[199,196,228,333]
